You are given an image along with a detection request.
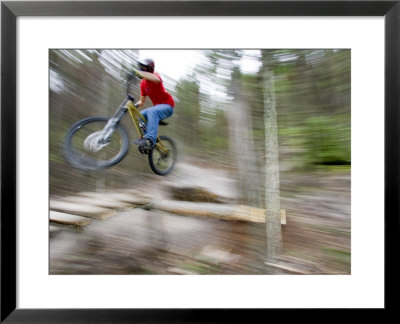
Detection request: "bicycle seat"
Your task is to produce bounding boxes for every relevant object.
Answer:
[159,120,168,126]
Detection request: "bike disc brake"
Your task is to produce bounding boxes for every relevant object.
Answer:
[83,131,110,152]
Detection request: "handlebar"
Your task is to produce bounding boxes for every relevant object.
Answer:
[127,94,135,102]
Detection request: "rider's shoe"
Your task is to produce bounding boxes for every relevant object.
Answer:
[132,138,154,149]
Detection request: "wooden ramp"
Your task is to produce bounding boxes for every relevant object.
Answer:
[50,211,92,233]
[48,190,153,235]
[49,189,287,236]
[60,195,133,211]
[49,200,117,220]
[150,200,286,224]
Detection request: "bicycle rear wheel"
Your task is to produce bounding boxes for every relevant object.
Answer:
[64,116,129,171]
[148,135,177,175]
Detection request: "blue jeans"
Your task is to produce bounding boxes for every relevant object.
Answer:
[141,104,173,145]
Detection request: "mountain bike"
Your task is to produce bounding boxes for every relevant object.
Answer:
[64,73,178,176]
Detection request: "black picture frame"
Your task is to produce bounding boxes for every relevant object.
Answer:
[1,0,398,322]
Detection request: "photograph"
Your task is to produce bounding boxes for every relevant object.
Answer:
[49,49,351,275]
[2,0,397,320]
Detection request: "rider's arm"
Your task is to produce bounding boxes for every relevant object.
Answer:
[136,96,147,108]
[134,69,161,83]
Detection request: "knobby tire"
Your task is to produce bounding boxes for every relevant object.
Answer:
[64,116,129,171]
[148,135,177,176]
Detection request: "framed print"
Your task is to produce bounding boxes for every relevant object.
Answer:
[1,0,399,322]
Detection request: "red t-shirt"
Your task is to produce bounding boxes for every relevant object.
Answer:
[140,73,175,107]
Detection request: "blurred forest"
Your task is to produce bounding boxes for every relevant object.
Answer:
[50,49,351,274]
[50,49,350,197]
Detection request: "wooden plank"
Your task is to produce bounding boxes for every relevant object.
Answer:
[150,200,286,224]
[49,211,92,227]
[233,205,266,223]
[49,200,116,220]
[264,261,309,274]
[60,196,132,210]
[107,192,151,205]
[280,209,287,225]
[150,200,238,221]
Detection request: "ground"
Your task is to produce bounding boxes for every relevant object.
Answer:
[50,160,351,275]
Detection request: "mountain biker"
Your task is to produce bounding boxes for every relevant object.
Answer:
[132,58,175,150]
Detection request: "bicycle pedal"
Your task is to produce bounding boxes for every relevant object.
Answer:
[138,146,150,155]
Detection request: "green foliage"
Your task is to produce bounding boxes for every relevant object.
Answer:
[268,49,350,169]
[171,76,202,150]
[302,115,350,166]
[171,72,229,161]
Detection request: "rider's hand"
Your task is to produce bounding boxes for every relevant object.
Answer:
[132,68,143,79]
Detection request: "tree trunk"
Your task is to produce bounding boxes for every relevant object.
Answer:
[227,74,262,207]
[262,59,283,262]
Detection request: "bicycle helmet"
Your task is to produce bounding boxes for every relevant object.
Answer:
[138,58,155,73]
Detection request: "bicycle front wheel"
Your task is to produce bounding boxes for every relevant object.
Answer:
[64,116,129,171]
[148,135,178,176]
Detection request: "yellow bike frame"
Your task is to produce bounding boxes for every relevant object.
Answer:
[125,100,170,154]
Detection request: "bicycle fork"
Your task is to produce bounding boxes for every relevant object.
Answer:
[91,98,128,140]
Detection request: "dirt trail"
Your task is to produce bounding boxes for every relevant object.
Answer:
[50,161,351,275]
